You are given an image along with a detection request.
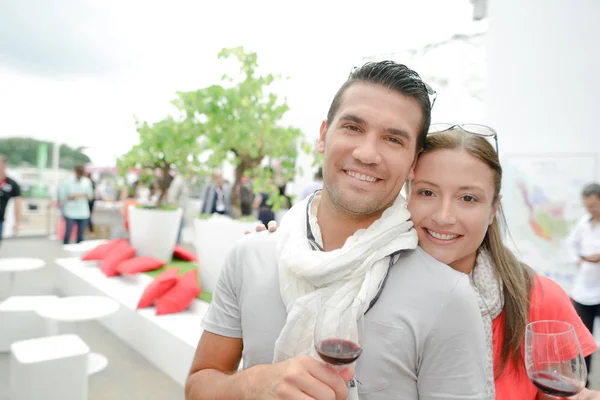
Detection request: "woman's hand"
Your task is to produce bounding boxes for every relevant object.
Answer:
[245,220,278,235]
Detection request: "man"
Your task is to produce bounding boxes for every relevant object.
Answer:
[567,182,600,381]
[200,171,231,216]
[186,61,487,399]
[301,167,324,200]
[59,165,94,244]
[0,153,22,243]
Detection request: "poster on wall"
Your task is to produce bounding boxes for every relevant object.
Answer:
[502,154,598,294]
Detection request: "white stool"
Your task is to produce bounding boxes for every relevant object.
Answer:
[0,295,58,352]
[10,334,90,400]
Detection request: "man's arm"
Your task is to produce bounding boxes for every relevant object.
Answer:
[185,333,353,400]
[566,222,585,265]
[14,196,22,233]
[417,276,487,399]
[186,237,352,400]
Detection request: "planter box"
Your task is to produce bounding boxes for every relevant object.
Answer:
[129,207,182,263]
[194,215,259,293]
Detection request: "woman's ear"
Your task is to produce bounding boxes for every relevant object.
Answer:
[489,194,502,225]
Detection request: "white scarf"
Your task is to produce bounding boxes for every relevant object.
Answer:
[470,250,504,400]
[273,191,418,362]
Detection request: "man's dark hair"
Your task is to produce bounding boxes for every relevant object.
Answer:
[582,183,600,198]
[326,61,433,153]
[315,167,323,180]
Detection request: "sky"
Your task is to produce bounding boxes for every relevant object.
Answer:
[0,0,478,166]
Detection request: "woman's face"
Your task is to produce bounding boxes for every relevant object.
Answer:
[407,148,500,273]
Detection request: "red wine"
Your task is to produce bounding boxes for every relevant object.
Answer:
[316,338,362,365]
[530,371,582,397]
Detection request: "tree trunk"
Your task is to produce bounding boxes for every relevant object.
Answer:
[231,156,261,218]
[157,164,171,207]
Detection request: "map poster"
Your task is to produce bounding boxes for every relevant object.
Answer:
[502,154,598,294]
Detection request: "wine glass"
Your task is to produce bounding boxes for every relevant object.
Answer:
[314,297,364,368]
[525,320,587,398]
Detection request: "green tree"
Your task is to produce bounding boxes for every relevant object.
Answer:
[174,47,305,213]
[0,137,91,169]
[118,116,200,207]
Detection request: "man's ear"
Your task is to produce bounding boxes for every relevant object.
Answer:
[317,120,327,154]
[490,194,502,225]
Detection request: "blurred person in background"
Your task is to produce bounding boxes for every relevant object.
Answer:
[59,165,94,244]
[85,172,97,234]
[121,181,140,233]
[301,167,324,201]
[168,170,192,243]
[0,153,22,243]
[200,171,231,216]
[567,182,600,381]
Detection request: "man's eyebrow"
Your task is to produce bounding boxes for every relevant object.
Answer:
[339,113,412,142]
[338,113,366,125]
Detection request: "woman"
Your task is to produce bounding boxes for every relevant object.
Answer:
[407,127,598,399]
[258,126,600,399]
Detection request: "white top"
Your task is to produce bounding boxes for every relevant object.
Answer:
[566,216,600,304]
[36,295,120,322]
[0,258,45,272]
[11,334,90,363]
[0,295,58,311]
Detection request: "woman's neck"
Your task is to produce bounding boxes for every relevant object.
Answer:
[449,253,478,275]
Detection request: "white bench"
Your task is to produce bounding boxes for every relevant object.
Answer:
[54,257,209,386]
[0,295,58,352]
[10,334,90,400]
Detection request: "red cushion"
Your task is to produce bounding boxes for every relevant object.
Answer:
[81,239,125,261]
[100,242,136,277]
[155,269,201,315]
[137,268,179,309]
[173,245,197,262]
[117,257,166,275]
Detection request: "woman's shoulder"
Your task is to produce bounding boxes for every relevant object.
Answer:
[529,274,573,318]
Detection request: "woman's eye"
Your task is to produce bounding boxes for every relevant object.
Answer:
[418,189,434,197]
[462,195,478,202]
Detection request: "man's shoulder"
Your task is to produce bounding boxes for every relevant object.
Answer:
[6,177,19,186]
[228,231,279,270]
[394,246,464,279]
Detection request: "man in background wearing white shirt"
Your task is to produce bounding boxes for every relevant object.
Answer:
[567,182,600,381]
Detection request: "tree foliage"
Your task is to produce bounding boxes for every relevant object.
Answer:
[118,116,200,206]
[0,137,91,169]
[174,47,305,212]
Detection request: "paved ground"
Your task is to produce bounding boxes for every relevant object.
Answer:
[0,237,184,400]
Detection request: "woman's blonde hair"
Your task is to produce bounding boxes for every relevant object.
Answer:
[416,129,534,377]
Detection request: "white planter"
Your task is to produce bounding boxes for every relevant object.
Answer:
[194,215,260,293]
[129,207,183,263]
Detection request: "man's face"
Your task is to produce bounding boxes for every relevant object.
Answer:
[213,172,224,186]
[317,82,422,216]
[583,194,600,220]
[0,158,5,175]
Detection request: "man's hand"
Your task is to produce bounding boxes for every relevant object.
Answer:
[254,355,353,400]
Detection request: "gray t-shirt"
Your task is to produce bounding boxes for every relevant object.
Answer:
[202,233,487,399]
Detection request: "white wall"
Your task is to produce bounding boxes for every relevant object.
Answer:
[487,0,600,165]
